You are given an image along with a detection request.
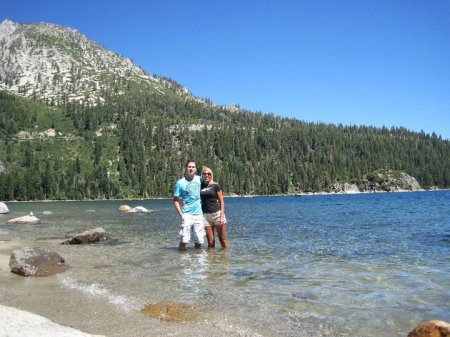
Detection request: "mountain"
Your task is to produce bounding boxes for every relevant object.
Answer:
[0,19,449,201]
[0,19,196,106]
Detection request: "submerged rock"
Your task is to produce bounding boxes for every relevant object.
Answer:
[9,247,68,277]
[141,300,200,322]
[408,320,450,337]
[0,202,9,214]
[7,212,40,224]
[62,227,109,244]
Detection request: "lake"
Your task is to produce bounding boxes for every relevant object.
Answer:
[1,191,449,336]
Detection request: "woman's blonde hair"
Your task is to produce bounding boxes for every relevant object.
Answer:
[201,166,214,183]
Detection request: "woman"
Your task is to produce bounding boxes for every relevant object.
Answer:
[200,167,228,248]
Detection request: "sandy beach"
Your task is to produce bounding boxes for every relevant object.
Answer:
[0,240,106,337]
[0,304,105,337]
[0,238,207,337]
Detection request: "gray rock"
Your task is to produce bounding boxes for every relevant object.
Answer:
[360,169,423,192]
[0,202,9,214]
[7,212,40,224]
[62,227,109,244]
[119,205,151,213]
[127,206,151,213]
[9,247,68,277]
[330,182,360,194]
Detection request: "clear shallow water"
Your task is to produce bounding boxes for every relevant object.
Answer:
[0,192,449,336]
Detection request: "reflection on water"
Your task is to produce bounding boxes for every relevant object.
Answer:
[0,192,449,337]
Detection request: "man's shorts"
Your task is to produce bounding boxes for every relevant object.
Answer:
[203,211,227,227]
[179,214,205,244]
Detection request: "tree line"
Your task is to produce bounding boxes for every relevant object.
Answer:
[0,89,449,201]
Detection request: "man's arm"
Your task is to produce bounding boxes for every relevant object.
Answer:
[173,196,184,219]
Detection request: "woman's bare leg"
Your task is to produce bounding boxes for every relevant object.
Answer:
[205,226,215,248]
[215,224,228,248]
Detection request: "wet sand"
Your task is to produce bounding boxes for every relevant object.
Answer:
[0,240,105,336]
[0,240,226,337]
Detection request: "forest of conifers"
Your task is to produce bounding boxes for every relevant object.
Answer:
[1,88,449,201]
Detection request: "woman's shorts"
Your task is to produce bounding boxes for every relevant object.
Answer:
[179,214,205,244]
[203,211,226,227]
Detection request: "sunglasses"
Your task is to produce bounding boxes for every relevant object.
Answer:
[203,172,212,176]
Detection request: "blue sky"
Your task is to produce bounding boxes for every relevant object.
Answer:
[2,1,450,139]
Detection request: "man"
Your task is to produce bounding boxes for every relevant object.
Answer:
[173,159,205,250]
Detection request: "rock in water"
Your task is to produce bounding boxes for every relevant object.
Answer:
[408,320,450,337]
[119,205,152,213]
[118,205,131,212]
[127,206,151,213]
[7,212,40,224]
[62,227,109,244]
[0,201,9,214]
[141,300,200,322]
[9,247,68,277]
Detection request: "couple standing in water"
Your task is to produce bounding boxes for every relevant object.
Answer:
[172,160,228,251]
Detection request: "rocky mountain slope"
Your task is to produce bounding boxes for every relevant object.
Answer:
[330,169,423,193]
[1,19,449,200]
[0,19,192,106]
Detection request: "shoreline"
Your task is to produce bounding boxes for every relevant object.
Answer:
[0,238,240,337]
[0,304,105,337]
[0,239,161,337]
[226,187,449,198]
[1,192,449,336]
[0,240,105,337]
[1,187,449,203]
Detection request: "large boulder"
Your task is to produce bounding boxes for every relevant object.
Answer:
[141,300,200,322]
[118,205,132,212]
[9,247,68,277]
[62,227,109,244]
[330,182,360,194]
[7,212,40,224]
[119,205,151,213]
[361,169,423,192]
[408,320,450,337]
[0,202,9,214]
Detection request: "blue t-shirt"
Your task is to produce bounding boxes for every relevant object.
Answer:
[173,175,202,215]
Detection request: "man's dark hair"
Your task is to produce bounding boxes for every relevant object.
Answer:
[185,159,197,168]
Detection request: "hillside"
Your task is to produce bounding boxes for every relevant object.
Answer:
[0,19,199,106]
[0,19,449,200]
